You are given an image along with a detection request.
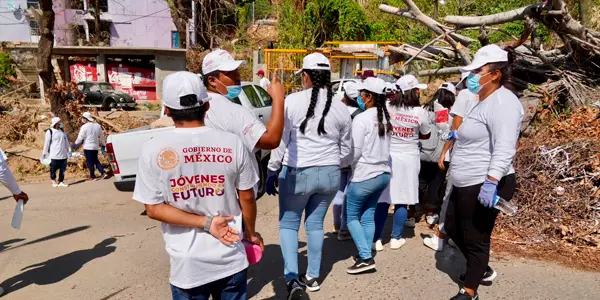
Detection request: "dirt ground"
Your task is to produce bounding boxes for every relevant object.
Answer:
[0,180,599,300]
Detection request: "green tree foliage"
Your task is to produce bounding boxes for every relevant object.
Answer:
[0,51,16,88]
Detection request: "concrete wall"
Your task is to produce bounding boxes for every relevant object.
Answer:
[155,54,186,101]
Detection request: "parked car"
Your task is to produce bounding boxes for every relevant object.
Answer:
[106,82,273,199]
[76,81,137,111]
[331,78,360,101]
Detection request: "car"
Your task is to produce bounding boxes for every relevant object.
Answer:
[106,82,273,199]
[331,78,360,101]
[76,81,137,111]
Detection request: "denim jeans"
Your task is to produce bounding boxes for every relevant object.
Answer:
[170,269,247,300]
[373,203,408,241]
[50,159,67,183]
[332,168,351,232]
[345,173,391,260]
[83,149,105,178]
[278,165,340,281]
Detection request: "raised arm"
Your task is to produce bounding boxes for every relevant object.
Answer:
[256,74,285,149]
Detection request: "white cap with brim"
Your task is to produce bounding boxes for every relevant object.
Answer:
[343,81,363,99]
[295,53,331,75]
[396,75,427,92]
[51,117,61,127]
[460,44,508,72]
[456,71,470,87]
[439,82,457,96]
[162,71,211,110]
[361,77,387,95]
[82,112,94,122]
[202,49,246,75]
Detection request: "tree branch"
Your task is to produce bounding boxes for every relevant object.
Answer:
[444,4,539,26]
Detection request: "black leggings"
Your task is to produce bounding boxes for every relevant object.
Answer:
[445,174,516,290]
[419,161,449,211]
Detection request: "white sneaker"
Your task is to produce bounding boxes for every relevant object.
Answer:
[423,235,444,251]
[51,180,58,188]
[0,286,4,296]
[426,214,439,225]
[58,182,69,188]
[373,240,384,252]
[390,238,406,250]
[404,218,416,228]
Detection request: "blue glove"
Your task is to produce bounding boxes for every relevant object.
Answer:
[265,170,279,196]
[68,151,72,158]
[478,178,499,208]
[444,130,459,141]
[101,145,106,155]
[71,143,79,150]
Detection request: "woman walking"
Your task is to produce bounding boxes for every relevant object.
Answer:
[445,45,523,300]
[345,77,392,274]
[41,117,71,188]
[265,53,353,299]
[372,75,431,251]
[332,81,363,241]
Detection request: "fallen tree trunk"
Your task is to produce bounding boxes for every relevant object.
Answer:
[417,66,462,76]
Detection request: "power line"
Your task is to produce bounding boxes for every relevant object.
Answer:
[119,8,170,23]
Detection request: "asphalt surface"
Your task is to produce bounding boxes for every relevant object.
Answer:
[0,180,599,299]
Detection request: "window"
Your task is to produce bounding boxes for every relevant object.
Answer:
[99,83,115,92]
[29,20,40,36]
[171,31,180,49]
[77,84,85,91]
[89,84,100,92]
[255,85,272,106]
[99,0,108,12]
[243,85,264,108]
[27,0,39,9]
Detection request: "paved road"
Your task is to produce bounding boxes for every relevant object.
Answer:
[1,180,599,299]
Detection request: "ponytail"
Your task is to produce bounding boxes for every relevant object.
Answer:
[371,92,392,137]
[299,69,332,135]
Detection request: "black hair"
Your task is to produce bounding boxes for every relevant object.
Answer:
[488,46,516,89]
[390,88,420,109]
[343,93,359,108]
[364,91,392,137]
[425,88,455,111]
[299,69,333,135]
[169,94,207,122]
[202,70,221,90]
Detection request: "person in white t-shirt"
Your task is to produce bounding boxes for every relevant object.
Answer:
[133,71,262,300]
[73,112,108,181]
[42,117,72,188]
[345,77,392,275]
[371,75,431,252]
[445,45,523,300]
[331,81,363,242]
[201,49,285,197]
[419,83,458,252]
[264,53,352,298]
[257,70,271,90]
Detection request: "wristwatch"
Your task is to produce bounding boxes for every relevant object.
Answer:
[204,216,213,232]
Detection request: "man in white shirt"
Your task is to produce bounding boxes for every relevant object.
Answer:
[42,117,71,187]
[0,148,29,296]
[73,112,108,181]
[133,71,262,300]
[257,70,271,90]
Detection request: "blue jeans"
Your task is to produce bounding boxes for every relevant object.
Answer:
[332,168,351,231]
[345,173,391,260]
[170,269,247,300]
[373,203,408,241]
[278,165,340,281]
[83,149,105,178]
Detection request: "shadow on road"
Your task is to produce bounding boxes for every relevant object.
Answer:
[0,226,91,253]
[0,238,117,296]
[0,239,26,251]
[430,233,466,285]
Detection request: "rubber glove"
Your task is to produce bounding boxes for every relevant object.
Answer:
[478,178,498,208]
[101,145,106,155]
[265,170,279,196]
[71,143,79,150]
[442,130,459,141]
[68,150,72,158]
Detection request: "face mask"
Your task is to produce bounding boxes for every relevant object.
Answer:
[81,118,86,124]
[214,78,242,101]
[59,123,64,129]
[466,72,492,94]
[357,96,366,111]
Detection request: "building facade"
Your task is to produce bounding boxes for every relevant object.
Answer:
[0,0,186,48]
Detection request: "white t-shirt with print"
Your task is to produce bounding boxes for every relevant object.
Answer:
[387,104,431,156]
[350,108,390,182]
[132,127,259,289]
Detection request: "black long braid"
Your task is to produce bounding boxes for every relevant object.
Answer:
[299,69,332,135]
[370,92,392,137]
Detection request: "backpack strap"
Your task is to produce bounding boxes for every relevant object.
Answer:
[46,129,53,154]
[350,108,362,119]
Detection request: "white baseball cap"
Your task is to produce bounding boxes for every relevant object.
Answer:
[439,82,457,96]
[202,49,246,75]
[296,53,331,74]
[362,77,387,95]
[51,117,61,127]
[461,44,508,72]
[396,75,427,92]
[385,82,398,93]
[343,81,363,99]
[162,71,211,110]
[82,112,94,122]
[456,71,470,87]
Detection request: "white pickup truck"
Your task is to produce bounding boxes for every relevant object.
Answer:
[105,82,273,199]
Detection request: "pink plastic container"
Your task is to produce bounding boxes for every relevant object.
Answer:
[243,240,263,265]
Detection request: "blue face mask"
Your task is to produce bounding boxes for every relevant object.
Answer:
[59,123,64,129]
[356,96,366,111]
[466,72,492,94]
[225,86,242,100]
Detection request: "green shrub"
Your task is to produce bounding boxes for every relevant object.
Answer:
[0,51,16,88]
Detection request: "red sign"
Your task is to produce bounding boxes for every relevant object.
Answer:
[435,109,449,124]
[70,62,98,82]
[107,63,157,102]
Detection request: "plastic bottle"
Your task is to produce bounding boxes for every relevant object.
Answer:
[494,196,517,216]
[11,199,24,230]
